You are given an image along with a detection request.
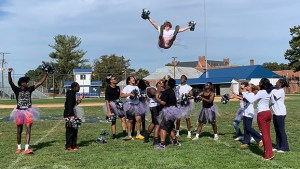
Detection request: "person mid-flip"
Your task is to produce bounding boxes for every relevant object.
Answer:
[142,8,196,49]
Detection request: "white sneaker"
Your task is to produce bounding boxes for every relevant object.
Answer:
[277,150,286,153]
[234,136,243,141]
[214,136,219,141]
[192,137,199,141]
[272,148,277,152]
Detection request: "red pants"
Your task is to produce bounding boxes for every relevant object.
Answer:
[257,110,274,159]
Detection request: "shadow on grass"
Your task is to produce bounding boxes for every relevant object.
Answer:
[248,144,264,156]
[78,139,96,147]
[32,140,56,151]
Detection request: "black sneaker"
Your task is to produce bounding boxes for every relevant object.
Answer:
[143,135,150,143]
[173,25,180,36]
[159,25,164,38]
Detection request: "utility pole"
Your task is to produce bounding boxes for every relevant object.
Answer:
[0,52,10,88]
[172,57,178,79]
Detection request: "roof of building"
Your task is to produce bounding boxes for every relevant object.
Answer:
[73,68,92,73]
[144,66,202,80]
[176,77,238,85]
[199,65,281,80]
[176,60,228,68]
[176,61,198,67]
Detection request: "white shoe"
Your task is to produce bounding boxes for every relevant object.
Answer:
[214,136,219,141]
[276,150,286,153]
[192,137,199,141]
[272,148,277,152]
[234,136,243,141]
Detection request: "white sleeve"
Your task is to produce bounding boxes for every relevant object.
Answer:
[272,89,283,100]
[243,90,264,103]
[188,85,192,91]
[122,86,129,94]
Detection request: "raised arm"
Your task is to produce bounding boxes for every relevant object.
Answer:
[148,18,159,30]
[34,73,48,89]
[8,68,15,87]
[178,26,191,33]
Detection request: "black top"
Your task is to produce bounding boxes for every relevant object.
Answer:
[11,85,35,109]
[64,90,77,118]
[160,88,177,107]
[202,93,214,108]
[105,85,120,101]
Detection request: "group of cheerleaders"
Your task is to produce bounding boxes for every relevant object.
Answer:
[7,9,288,161]
[104,74,289,160]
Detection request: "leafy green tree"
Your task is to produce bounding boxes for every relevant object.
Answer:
[49,34,88,94]
[134,68,149,79]
[285,25,300,72]
[93,54,132,86]
[262,62,290,71]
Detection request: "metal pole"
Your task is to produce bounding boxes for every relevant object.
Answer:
[172,57,177,79]
[203,0,208,78]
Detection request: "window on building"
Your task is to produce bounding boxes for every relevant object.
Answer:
[80,75,86,80]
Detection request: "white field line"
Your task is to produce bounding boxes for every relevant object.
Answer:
[8,120,63,169]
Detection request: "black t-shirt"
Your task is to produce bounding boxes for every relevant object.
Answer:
[105,85,120,101]
[64,90,77,118]
[160,88,177,107]
[11,85,35,109]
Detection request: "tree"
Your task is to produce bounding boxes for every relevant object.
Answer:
[285,25,300,72]
[49,35,88,94]
[134,68,149,79]
[93,54,132,86]
[262,62,290,71]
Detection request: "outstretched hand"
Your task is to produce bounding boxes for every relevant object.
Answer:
[8,68,13,73]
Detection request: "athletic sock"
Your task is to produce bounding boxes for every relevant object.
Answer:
[136,130,141,136]
[176,130,180,135]
[214,134,218,137]
[112,134,116,139]
[188,131,191,136]
[128,132,132,137]
[195,133,200,138]
[122,130,127,137]
[17,144,21,149]
[25,144,29,150]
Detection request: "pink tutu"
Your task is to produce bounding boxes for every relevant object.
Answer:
[10,107,40,125]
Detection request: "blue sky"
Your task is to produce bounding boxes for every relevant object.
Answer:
[0,0,299,75]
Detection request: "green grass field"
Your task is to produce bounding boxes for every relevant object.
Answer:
[0,96,299,169]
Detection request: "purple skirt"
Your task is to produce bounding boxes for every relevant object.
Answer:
[10,107,40,122]
[123,101,149,116]
[74,106,85,122]
[157,106,181,124]
[197,104,218,124]
[177,102,195,119]
[103,102,126,117]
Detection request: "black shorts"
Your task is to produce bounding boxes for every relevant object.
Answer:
[150,106,160,125]
[160,118,175,133]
